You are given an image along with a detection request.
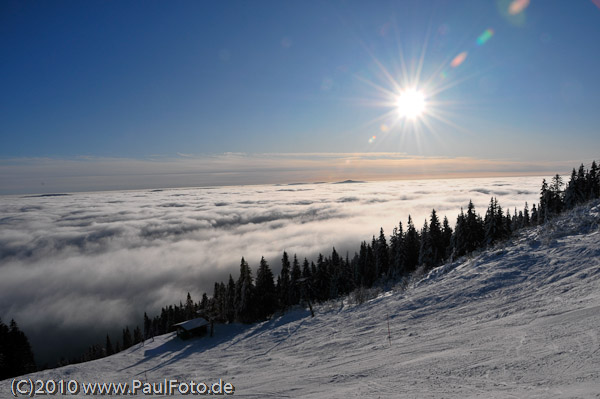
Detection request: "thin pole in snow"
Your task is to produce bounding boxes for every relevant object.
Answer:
[387,311,392,347]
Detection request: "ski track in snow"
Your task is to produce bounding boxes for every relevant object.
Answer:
[2,202,600,398]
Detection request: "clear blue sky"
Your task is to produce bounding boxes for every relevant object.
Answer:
[1,0,600,192]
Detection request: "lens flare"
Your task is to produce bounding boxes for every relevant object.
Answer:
[450,52,468,68]
[476,29,494,46]
[368,135,377,144]
[509,0,530,15]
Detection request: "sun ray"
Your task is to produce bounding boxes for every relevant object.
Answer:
[414,17,433,86]
[427,66,493,98]
[348,15,495,156]
[358,39,403,95]
[426,109,476,137]
[352,73,400,100]
[391,17,410,88]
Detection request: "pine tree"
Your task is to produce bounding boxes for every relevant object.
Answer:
[219,282,227,321]
[185,292,194,320]
[428,209,444,267]
[278,251,291,309]
[0,319,36,379]
[523,202,530,227]
[143,312,152,339]
[418,220,433,268]
[495,202,507,240]
[255,257,277,320]
[340,251,355,295]
[564,168,578,209]
[548,174,564,214]
[299,257,312,303]
[105,334,114,356]
[484,197,508,245]
[531,204,538,226]
[314,253,331,300]
[301,257,311,279]
[235,257,255,323]
[576,164,587,203]
[451,208,467,258]
[539,179,549,223]
[329,247,342,298]
[122,326,132,350]
[357,241,368,286]
[517,210,524,229]
[133,326,143,345]
[484,197,498,246]
[403,215,420,273]
[441,216,453,260]
[290,254,302,305]
[389,221,405,276]
[226,274,236,323]
[209,282,220,321]
[465,200,484,253]
[589,161,599,199]
[375,228,390,277]
[365,241,376,287]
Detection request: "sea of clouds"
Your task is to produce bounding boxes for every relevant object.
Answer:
[0,175,545,365]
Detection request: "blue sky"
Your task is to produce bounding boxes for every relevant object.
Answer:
[1,0,600,193]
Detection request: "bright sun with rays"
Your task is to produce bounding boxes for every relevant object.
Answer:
[397,88,426,120]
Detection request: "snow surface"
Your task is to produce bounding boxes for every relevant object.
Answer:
[3,202,600,398]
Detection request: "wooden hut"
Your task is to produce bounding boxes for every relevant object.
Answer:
[172,317,210,340]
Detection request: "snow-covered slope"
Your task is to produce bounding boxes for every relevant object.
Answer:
[3,202,600,398]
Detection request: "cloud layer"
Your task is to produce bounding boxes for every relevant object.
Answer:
[0,175,545,364]
[0,153,578,195]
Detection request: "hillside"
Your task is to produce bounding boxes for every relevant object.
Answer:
[3,201,600,398]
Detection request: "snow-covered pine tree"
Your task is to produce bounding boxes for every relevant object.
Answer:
[235,257,255,323]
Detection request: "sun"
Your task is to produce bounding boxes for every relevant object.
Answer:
[396,89,426,119]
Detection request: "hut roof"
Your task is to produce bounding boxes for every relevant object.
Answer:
[172,317,209,331]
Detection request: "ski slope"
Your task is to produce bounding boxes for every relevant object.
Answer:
[3,201,600,398]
